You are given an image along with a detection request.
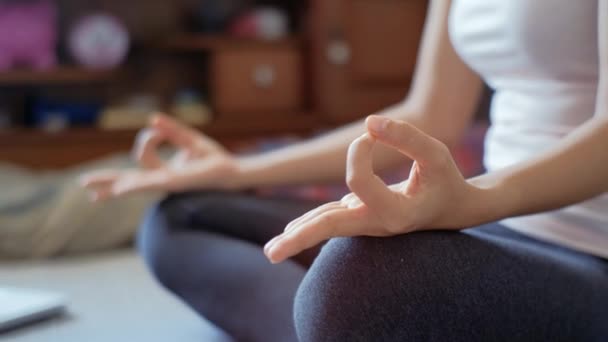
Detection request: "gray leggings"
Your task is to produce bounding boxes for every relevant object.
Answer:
[137,191,608,342]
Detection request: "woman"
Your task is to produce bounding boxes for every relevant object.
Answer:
[82,0,608,340]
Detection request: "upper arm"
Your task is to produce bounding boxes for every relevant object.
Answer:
[397,0,484,144]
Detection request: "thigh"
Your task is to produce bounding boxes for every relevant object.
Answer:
[143,191,325,267]
[295,223,608,342]
[137,192,318,342]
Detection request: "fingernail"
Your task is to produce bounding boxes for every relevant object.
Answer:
[366,115,388,134]
[267,244,282,264]
[264,236,281,253]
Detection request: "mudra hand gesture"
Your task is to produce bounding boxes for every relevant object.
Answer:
[80,114,238,201]
[265,115,479,264]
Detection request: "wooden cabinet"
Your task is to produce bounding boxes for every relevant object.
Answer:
[347,0,427,83]
[211,46,303,116]
[310,0,428,123]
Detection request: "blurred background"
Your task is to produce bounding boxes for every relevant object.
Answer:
[0,0,487,341]
[0,0,438,169]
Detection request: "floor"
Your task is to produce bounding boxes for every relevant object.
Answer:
[0,250,232,342]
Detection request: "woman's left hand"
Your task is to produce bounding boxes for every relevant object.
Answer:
[264,115,483,264]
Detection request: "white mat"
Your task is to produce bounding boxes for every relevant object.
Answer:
[0,250,231,342]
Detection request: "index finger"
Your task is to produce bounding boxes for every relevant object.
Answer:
[346,133,397,214]
[150,113,198,148]
[134,128,165,169]
[366,115,445,168]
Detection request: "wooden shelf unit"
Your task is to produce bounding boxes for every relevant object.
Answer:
[2,0,430,169]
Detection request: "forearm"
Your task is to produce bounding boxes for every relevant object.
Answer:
[464,116,608,226]
[230,0,484,190]
[233,103,423,188]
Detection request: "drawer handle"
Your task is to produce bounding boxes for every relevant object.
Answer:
[327,39,351,66]
[252,64,277,88]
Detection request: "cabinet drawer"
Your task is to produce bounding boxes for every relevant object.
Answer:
[211,47,302,115]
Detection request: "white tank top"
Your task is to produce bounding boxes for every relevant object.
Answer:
[449,0,608,258]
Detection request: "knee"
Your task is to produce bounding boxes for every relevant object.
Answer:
[293,232,464,341]
[294,236,387,341]
[137,191,241,287]
[136,193,205,288]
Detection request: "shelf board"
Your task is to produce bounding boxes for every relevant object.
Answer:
[0,67,122,86]
[158,34,301,52]
[0,112,325,169]
[1,113,321,145]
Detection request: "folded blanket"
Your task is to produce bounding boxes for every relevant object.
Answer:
[0,156,160,259]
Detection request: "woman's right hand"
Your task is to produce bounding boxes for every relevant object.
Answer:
[80,114,239,201]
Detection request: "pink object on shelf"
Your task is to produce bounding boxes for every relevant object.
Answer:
[229,7,289,40]
[68,13,130,69]
[0,0,58,71]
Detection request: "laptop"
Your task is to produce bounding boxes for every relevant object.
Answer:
[0,287,67,331]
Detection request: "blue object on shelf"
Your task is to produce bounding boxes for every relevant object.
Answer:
[28,97,102,130]
[195,0,248,33]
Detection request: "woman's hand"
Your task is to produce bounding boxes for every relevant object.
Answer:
[80,114,238,201]
[264,115,483,264]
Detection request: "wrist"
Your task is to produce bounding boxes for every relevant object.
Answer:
[465,174,519,225]
[424,180,496,230]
